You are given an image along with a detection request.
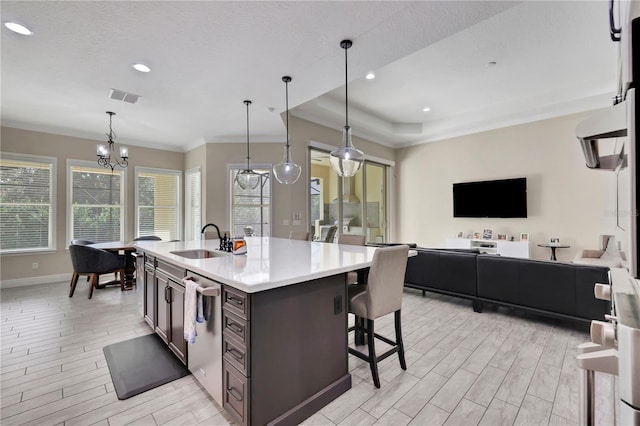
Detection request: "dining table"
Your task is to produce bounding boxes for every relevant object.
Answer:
[88,241,137,289]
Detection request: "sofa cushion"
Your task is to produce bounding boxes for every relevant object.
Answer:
[519,260,576,316]
[477,255,519,304]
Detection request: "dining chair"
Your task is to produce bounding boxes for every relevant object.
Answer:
[133,236,162,241]
[337,234,366,285]
[323,226,338,243]
[348,244,409,388]
[68,245,126,299]
[289,231,309,241]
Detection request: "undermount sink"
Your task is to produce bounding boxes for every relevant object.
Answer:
[170,249,228,259]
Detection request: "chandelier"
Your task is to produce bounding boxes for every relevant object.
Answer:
[97,111,128,171]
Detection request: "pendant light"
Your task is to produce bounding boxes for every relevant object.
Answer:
[235,100,261,190]
[273,76,302,184]
[330,40,365,177]
[96,111,128,171]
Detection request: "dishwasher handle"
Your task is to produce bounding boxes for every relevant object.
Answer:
[186,275,221,297]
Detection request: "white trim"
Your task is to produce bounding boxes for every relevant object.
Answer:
[66,159,127,244]
[1,273,73,289]
[184,166,202,241]
[0,152,57,254]
[134,166,182,240]
[227,163,273,237]
[307,140,395,167]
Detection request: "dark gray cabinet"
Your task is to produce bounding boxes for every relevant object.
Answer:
[154,260,187,365]
[221,275,349,425]
[143,256,156,328]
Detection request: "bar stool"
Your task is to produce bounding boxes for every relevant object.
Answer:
[337,234,366,285]
[289,231,309,241]
[348,244,409,388]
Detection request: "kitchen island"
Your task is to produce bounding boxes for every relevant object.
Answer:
[134,237,382,426]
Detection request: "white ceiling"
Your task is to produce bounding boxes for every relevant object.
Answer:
[1,1,617,152]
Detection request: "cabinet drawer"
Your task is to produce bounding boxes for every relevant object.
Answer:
[223,361,249,425]
[144,254,156,267]
[222,286,250,320]
[223,333,249,376]
[156,260,185,282]
[222,310,250,347]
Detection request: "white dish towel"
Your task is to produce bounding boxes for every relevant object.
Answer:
[183,278,203,344]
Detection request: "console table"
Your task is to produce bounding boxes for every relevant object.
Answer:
[446,238,530,258]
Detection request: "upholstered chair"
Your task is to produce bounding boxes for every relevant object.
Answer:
[69,245,126,299]
[337,234,366,285]
[348,245,409,388]
[289,231,310,241]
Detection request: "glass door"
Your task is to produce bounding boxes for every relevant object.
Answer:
[309,148,387,243]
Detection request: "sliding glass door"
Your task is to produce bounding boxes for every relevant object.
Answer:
[309,149,387,243]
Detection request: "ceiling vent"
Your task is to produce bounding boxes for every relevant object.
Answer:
[109,88,141,104]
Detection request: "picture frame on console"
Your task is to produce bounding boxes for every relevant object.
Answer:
[520,233,529,241]
[473,232,481,239]
[550,237,560,244]
[482,229,493,239]
[497,234,507,240]
[457,231,464,238]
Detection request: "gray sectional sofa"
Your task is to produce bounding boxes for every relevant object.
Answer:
[404,247,610,323]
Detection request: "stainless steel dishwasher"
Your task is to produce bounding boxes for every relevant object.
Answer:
[185,272,222,406]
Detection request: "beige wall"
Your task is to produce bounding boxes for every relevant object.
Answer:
[0,126,184,282]
[395,110,615,261]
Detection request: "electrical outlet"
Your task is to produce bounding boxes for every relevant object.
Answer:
[293,219,301,226]
[32,262,39,270]
[283,219,290,226]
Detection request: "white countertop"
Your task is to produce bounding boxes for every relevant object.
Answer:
[134,237,392,293]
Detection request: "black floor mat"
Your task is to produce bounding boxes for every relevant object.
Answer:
[103,333,190,400]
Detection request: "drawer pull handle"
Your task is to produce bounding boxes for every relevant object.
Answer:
[227,386,243,402]
[227,296,244,306]
[228,347,244,361]
[227,322,243,333]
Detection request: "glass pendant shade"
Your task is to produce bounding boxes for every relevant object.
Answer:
[235,100,261,190]
[236,169,260,190]
[273,145,302,184]
[330,39,365,177]
[273,75,301,185]
[330,126,364,177]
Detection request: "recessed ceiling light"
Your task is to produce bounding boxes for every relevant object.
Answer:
[132,63,151,73]
[4,22,33,35]
[422,107,431,112]
[486,61,497,67]
[365,72,375,80]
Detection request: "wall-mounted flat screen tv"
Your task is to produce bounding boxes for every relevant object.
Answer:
[453,177,527,218]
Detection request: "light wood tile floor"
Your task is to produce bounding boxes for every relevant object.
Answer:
[0,282,614,425]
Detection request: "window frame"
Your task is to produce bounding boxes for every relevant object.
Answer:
[0,152,57,255]
[66,159,127,245]
[228,163,272,238]
[184,166,202,241]
[134,166,182,241]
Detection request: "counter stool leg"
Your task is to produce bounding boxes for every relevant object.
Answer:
[366,319,381,388]
[394,310,406,370]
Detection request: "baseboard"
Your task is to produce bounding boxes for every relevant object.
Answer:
[0,273,73,289]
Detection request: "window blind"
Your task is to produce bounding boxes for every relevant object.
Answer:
[137,169,180,241]
[0,155,55,252]
[70,165,123,243]
[184,168,201,241]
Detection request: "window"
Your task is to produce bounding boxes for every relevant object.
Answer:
[230,167,271,237]
[68,162,124,244]
[185,167,201,241]
[0,153,56,253]
[136,167,181,240]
